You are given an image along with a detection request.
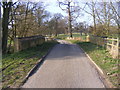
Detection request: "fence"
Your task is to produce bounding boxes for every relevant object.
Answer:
[89,35,107,47]
[14,35,45,52]
[66,36,87,41]
[106,38,120,59]
[89,35,120,59]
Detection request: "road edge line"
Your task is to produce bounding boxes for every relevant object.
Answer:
[76,44,115,88]
[19,44,58,88]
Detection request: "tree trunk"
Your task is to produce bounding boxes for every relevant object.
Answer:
[55,19,58,37]
[92,2,96,35]
[0,2,2,55]
[2,2,12,54]
[23,2,29,37]
[68,2,72,38]
[118,2,120,35]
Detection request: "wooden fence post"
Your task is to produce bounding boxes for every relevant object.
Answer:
[116,37,119,59]
[111,38,114,55]
[106,38,108,50]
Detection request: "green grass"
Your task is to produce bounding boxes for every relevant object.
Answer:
[55,34,70,39]
[2,41,59,88]
[56,33,87,40]
[68,40,119,87]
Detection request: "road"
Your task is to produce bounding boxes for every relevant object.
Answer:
[22,40,105,88]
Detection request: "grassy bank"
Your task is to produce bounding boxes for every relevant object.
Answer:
[2,41,58,88]
[68,40,119,87]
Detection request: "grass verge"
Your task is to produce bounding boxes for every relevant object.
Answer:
[2,40,58,88]
[68,40,119,87]
[56,33,86,40]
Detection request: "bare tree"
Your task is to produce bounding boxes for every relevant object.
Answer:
[110,1,120,35]
[58,0,80,37]
[83,1,115,36]
[53,13,63,36]
[82,1,97,35]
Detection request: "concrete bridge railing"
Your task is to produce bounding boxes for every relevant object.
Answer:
[14,35,45,52]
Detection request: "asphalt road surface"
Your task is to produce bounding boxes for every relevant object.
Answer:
[22,40,105,88]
